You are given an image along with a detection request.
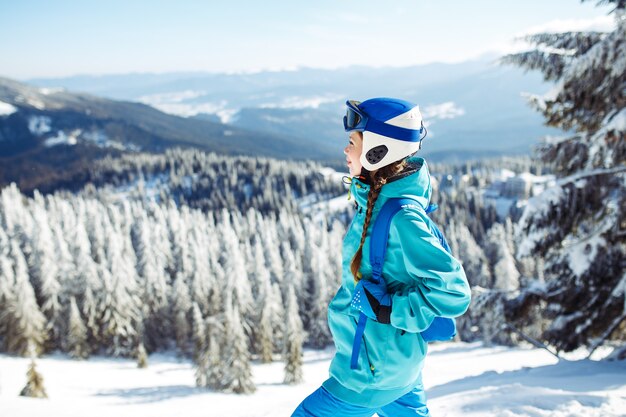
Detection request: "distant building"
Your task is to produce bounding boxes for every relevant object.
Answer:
[502,176,533,199]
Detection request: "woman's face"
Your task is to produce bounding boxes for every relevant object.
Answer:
[344,131,363,177]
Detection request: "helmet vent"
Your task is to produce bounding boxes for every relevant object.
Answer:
[366,145,388,164]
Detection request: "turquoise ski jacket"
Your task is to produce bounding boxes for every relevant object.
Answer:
[323,157,471,408]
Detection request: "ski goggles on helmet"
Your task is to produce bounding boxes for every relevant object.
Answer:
[343,99,426,142]
[343,100,367,132]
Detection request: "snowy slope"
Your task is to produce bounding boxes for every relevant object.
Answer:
[1,342,624,417]
[0,100,17,116]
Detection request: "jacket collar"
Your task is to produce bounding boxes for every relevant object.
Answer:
[349,156,432,211]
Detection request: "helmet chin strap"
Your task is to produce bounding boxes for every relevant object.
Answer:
[359,167,373,184]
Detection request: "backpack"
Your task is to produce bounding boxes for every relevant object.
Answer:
[371,197,457,342]
[350,197,457,370]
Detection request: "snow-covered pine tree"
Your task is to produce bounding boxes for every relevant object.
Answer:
[171,272,192,356]
[132,209,170,351]
[502,0,626,352]
[204,251,225,389]
[283,282,304,385]
[20,360,48,399]
[136,342,148,369]
[81,265,102,350]
[220,302,256,394]
[191,302,208,387]
[219,211,254,337]
[446,219,492,289]
[204,313,224,390]
[447,219,495,342]
[450,220,521,346]
[466,287,515,346]
[97,208,142,356]
[84,199,107,264]
[69,198,100,350]
[254,240,277,363]
[327,219,345,289]
[260,216,285,287]
[98,265,138,357]
[29,196,62,351]
[0,248,15,349]
[301,218,332,348]
[486,223,521,293]
[67,296,89,359]
[1,241,47,356]
[49,228,73,350]
[168,206,194,279]
[150,202,175,281]
[270,282,286,354]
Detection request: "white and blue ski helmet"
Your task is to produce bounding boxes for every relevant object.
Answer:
[344,97,425,171]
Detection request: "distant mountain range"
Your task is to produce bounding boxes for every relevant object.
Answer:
[1,59,562,191]
[27,57,562,161]
[0,77,335,191]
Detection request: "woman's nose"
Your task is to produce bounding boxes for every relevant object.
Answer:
[343,145,349,155]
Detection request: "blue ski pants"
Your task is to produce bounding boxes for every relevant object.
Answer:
[291,383,430,417]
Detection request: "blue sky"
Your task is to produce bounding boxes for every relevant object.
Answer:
[0,0,615,79]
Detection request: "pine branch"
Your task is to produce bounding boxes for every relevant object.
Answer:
[500,33,604,82]
[586,312,626,359]
[556,166,626,186]
[500,51,567,81]
[524,32,605,55]
[503,322,562,360]
[581,0,626,12]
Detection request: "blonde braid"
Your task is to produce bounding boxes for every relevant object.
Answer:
[350,159,408,282]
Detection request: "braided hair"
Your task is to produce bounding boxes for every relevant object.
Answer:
[350,158,408,282]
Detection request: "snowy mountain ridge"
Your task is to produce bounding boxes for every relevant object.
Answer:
[27,58,562,160]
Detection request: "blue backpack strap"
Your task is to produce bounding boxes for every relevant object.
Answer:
[369,198,415,282]
[350,199,410,369]
[350,313,368,369]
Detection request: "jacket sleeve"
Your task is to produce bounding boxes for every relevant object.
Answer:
[388,209,471,333]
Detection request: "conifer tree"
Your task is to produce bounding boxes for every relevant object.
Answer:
[136,342,148,369]
[29,200,62,350]
[302,220,332,348]
[220,303,255,394]
[283,283,304,385]
[205,314,224,390]
[503,0,626,351]
[255,240,276,363]
[0,253,15,348]
[1,242,46,356]
[20,360,48,399]
[204,255,225,389]
[219,214,254,335]
[172,272,192,356]
[70,200,101,348]
[191,302,208,386]
[67,296,89,359]
[447,220,492,289]
[133,211,170,351]
[485,223,520,292]
[81,269,102,349]
[189,221,214,316]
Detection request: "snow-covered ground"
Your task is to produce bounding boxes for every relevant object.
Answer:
[1,342,624,417]
[0,100,17,116]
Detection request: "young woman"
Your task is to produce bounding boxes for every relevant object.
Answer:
[291,98,471,417]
